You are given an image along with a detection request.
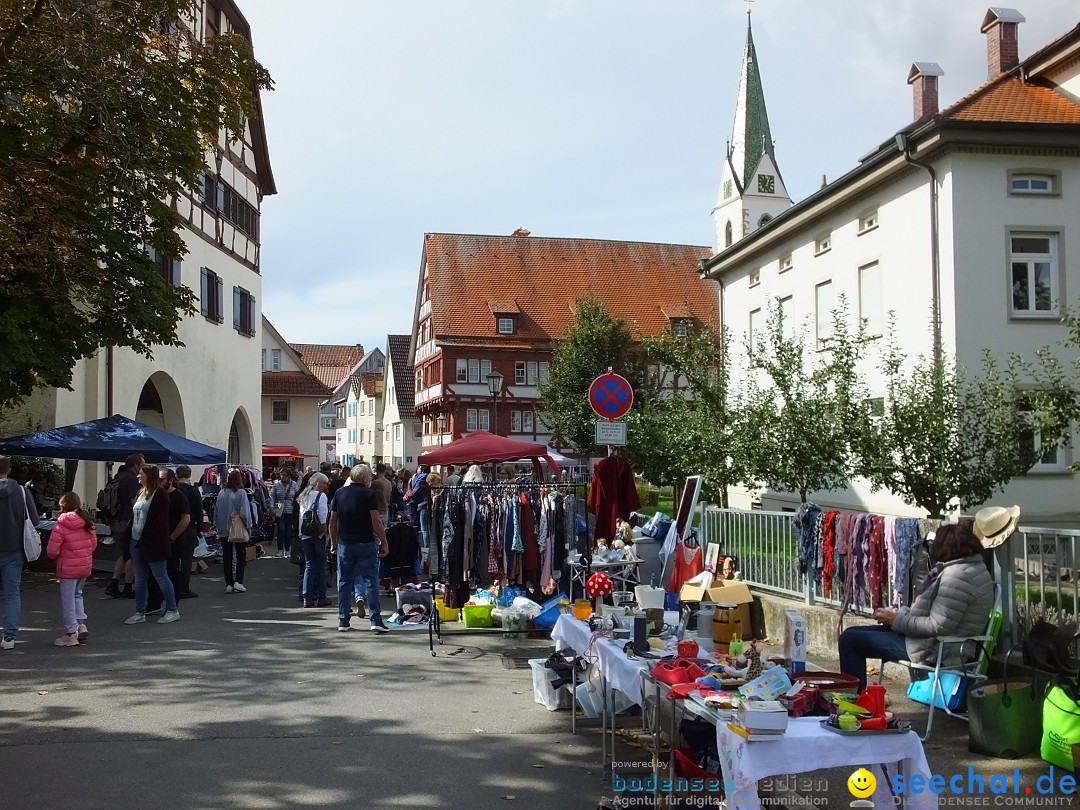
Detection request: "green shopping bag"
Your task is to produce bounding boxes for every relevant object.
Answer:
[968,647,1043,759]
[1041,681,1080,771]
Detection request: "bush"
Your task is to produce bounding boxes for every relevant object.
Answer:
[636,483,660,508]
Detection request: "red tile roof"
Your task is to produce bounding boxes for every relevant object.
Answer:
[423,234,716,342]
[288,343,366,390]
[386,334,415,419]
[262,371,332,397]
[942,75,1080,124]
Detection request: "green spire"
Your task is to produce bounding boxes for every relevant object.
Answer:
[729,13,776,191]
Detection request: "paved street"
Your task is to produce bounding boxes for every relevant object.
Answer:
[0,558,602,810]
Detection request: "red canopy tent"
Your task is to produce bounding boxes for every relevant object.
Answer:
[417,431,561,478]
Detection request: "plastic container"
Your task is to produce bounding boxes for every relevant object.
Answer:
[435,596,460,623]
[533,595,570,629]
[396,588,434,612]
[462,603,495,628]
[574,675,636,718]
[572,599,593,621]
[503,610,529,635]
[530,659,572,711]
[635,585,666,609]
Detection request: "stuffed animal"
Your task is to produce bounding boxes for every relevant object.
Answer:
[614,519,634,545]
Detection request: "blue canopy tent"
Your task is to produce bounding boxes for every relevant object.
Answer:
[0,414,226,467]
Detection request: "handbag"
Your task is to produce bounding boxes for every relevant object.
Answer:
[22,494,40,562]
[228,510,249,543]
[1042,679,1080,771]
[300,492,323,538]
[968,645,1044,759]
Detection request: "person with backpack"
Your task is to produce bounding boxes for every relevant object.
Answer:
[296,473,331,608]
[0,456,40,649]
[104,454,143,599]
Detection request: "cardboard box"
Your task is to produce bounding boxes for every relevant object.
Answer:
[784,609,808,673]
[191,559,210,574]
[678,580,756,643]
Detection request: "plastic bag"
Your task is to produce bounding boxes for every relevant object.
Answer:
[511,596,543,619]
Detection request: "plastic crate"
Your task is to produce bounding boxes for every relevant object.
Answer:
[532,595,570,629]
[462,603,495,628]
[435,596,460,622]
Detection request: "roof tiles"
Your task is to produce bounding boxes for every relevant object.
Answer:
[942,75,1080,124]
[262,371,332,397]
[288,343,366,390]
[387,334,416,419]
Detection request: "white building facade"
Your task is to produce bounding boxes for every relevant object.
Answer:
[383,335,422,471]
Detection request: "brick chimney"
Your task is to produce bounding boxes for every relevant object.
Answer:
[907,62,944,122]
[511,227,531,237]
[980,8,1025,78]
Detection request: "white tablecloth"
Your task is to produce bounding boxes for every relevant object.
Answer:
[551,615,649,706]
[717,717,937,810]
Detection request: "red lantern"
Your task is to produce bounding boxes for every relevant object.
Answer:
[586,571,614,598]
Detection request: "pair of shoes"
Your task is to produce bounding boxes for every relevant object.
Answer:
[355,598,366,619]
[124,613,146,625]
[104,581,121,599]
[178,591,199,599]
[77,623,88,642]
[303,602,316,608]
[337,624,351,632]
[225,585,234,593]
[233,583,247,593]
[316,598,333,608]
[0,637,13,650]
[146,606,165,617]
[122,586,135,599]
[53,633,80,647]
[369,623,390,635]
[158,610,180,624]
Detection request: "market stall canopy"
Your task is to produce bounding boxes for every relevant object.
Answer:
[262,445,316,458]
[418,430,561,477]
[0,415,226,465]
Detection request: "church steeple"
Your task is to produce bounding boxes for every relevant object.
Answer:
[712,10,791,253]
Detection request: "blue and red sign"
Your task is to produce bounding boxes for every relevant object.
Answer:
[589,370,634,420]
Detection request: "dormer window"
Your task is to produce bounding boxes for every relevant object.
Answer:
[671,320,689,338]
[497,317,515,335]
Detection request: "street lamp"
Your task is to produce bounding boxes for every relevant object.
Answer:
[486,369,504,435]
[436,412,447,440]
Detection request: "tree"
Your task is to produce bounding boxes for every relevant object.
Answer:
[740,297,872,502]
[537,296,644,455]
[0,1,272,406]
[858,331,1078,516]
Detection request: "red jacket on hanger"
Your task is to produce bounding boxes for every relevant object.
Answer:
[587,455,641,542]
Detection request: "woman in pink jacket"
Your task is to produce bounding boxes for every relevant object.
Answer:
[47,492,98,647]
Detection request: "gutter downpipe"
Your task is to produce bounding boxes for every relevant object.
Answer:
[895,132,943,374]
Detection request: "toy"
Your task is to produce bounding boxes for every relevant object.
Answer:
[586,571,614,614]
[744,640,763,680]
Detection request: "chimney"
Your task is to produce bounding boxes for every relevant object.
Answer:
[511,227,531,237]
[907,62,944,122]
[981,8,1025,78]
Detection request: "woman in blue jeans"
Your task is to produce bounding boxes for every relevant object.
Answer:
[124,465,179,626]
[296,473,331,607]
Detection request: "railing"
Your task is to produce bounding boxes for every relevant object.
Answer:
[1002,526,1080,647]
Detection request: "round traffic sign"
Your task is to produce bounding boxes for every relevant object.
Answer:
[589,371,634,420]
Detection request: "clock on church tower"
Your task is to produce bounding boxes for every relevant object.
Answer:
[757,173,775,194]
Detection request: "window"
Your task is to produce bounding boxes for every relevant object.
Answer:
[369,398,374,411]
[814,233,832,256]
[477,409,490,431]
[321,416,335,430]
[232,286,255,336]
[515,361,527,385]
[672,320,689,337]
[480,359,492,382]
[221,183,258,239]
[1010,173,1056,195]
[858,210,879,234]
[147,245,180,286]
[868,397,885,419]
[456,359,468,383]
[466,409,477,432]
[778,295,794,338]
[413,423,422,439]
[511,410,522,433]
[523,411,534,433]
[394,424,402,440]
[859,261,883,338]
[758,214,772,228]
[271,348,281,371]
[271,401,289,423]
[1019,399,1066,472]
[261,349,266,371]
[498,317,515,334]
[360,400,365,416]
[368,430,374,444]
[779,254,793,274]
[468,359,480,384]
[526,361,538,385]
[199,171,219,209]
[199,268,224,323]
[385,428,390,442]
[1010,233,1058,317]
[538,362,550,382]
[748,308,762,353]
[724,221,733,248]
[748,269,760,288]
[815,281,834,348]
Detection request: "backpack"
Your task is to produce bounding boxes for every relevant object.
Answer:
[300,492,324,538]
[97,473,124,522]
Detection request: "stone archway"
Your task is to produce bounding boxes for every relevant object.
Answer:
[136,371,186,434]
[227,407,255,465]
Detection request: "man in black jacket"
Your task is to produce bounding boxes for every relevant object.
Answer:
[105,454,143,599]
[173,466,204,598]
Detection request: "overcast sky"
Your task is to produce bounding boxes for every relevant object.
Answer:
[244,1,1077,354]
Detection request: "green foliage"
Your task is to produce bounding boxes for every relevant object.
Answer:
[0,1,273,406]
[740,296,871,502]
[635,482,660,509]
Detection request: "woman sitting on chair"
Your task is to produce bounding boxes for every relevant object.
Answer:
[838,522,995,690]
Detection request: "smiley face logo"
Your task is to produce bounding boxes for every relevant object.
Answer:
[848,768,877,799]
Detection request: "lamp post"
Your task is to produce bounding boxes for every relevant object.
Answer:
[436,413,447,444]
[486,369,504,435]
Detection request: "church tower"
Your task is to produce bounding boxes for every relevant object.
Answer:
[712,12,791,253]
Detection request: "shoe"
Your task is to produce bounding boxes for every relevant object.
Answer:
[316,598,332,607]
[233,583,247,593]
[337,624,351,632]
[53,633,80,647]
[355,597,366,619]
[369,623,390,634]
[77,623,88,642]
[122,586,135,599]
[303,602,316,608]
[0,637,13,650]
[157,610,180,624]
[124,613,146,625]
[178,591,199,599]
[146,606,165,616]
[104,581,121,599]
[225,585,234,593]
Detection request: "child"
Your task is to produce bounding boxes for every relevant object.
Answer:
[47,492,98,647]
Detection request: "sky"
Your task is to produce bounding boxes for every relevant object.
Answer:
[244,0,1078,355]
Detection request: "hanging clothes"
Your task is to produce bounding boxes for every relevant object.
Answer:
[666,541,703,595]
[821,510,840,599]
[587,455,641,542]
[867,515,887,611]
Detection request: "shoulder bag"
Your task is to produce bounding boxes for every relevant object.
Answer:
[22,492,41,561]
[300,492,323,538]
[227,494,250,544]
